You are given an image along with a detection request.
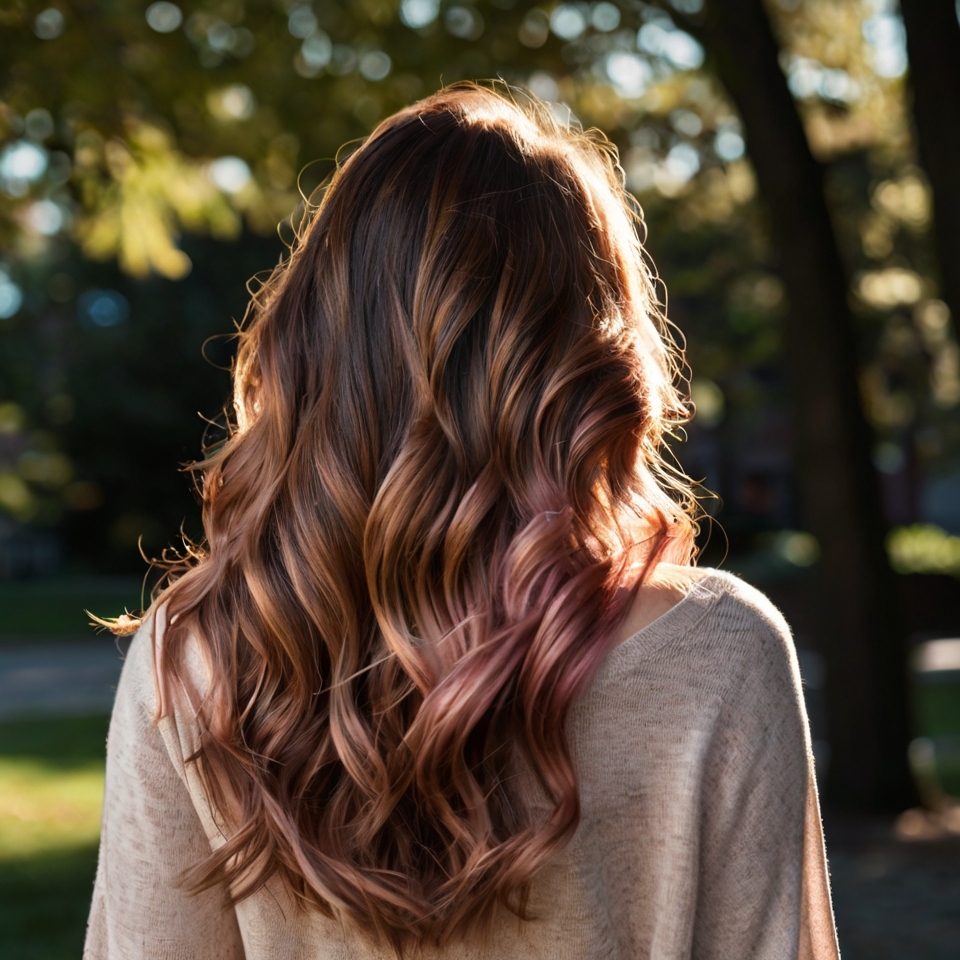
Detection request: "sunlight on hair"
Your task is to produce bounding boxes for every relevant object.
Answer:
[130,81,700,955]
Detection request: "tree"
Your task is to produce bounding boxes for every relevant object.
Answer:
[670,0,917,810]
[900,0,960,341]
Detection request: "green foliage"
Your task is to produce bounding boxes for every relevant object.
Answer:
[914,682,960,742]
[0,0,741,273]
[0,0,958,569]
[0,231,280,569]
[889,524,960,577]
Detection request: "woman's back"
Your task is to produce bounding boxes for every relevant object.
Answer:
[86,568,838,959]
[84,83,838,958]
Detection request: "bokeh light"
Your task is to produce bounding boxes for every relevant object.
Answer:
[145,1,183,34]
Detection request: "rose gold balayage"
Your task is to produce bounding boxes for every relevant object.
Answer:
[127,83,699,953]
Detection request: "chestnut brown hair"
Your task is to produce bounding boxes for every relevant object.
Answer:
[128,82,697,953]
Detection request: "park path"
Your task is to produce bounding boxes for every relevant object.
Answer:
[827,813,960,959]
[0,638,129,720]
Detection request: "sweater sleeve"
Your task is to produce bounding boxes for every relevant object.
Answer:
[84,627,246,960]
[691,583,840,960]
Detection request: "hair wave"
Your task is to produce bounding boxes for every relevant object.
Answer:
[128,83,698,953]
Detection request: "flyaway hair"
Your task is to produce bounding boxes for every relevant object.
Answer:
[123,83,698,954]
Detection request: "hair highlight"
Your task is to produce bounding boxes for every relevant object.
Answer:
[120,82,699,954]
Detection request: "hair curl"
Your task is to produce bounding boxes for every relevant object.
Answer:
[125,83,698,954]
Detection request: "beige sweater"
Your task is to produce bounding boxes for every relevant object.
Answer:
[84,568,840,959]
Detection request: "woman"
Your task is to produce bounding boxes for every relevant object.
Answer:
[85,83,839,959]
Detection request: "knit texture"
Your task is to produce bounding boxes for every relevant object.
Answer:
[84,568,840,959]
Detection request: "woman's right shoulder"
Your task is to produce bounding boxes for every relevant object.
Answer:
[608,565,799,698]
[676,568,803,708]
[700,567,792,633]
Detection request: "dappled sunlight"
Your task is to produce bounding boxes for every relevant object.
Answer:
[76,124,245,280]
[0,756,104,860]
[0,713,109,955]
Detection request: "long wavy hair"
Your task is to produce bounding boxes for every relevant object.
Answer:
[122,83,698,952]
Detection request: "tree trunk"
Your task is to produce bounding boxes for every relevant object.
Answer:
[679,0,918,810]
[900,0,960,339]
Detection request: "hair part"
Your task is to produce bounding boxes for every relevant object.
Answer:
[123,82,698,954]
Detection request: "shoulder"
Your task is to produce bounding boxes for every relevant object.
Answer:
[582,568,809,784]
[105,611,174,777]
[114,613,161,719]
[606,566,799,696]
[691,569,807,725]
[658,566,801,700]
[121,601,211,701]
[111,605,207,774]
[696,568,793,644]
[637,564,794,650]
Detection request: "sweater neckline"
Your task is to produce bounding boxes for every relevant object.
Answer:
[597,568,727,678]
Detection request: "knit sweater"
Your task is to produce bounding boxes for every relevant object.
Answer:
[84,568,840,959]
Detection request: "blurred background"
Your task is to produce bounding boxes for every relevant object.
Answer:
[2,0,960,956]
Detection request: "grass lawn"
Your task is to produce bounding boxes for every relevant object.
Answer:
[0,714,109,959]
[914,680,960,796]
[915,681,960,738]
[0,578,146,641]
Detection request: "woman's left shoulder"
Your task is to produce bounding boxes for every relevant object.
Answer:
[111,611,162,716]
